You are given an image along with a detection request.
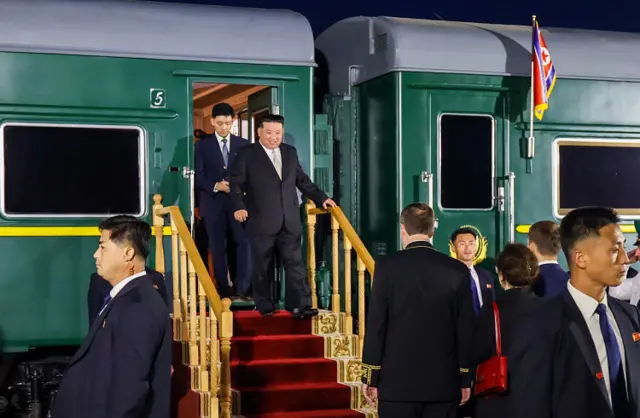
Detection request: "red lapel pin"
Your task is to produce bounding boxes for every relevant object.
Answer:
[596,372,603,380]
[487,284,492,289]
[632,332,640,342]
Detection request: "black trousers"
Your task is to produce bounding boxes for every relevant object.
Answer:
[378,401,458,418]
[249,227,311,312]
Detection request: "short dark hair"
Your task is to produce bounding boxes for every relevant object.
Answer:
[99,215,151,260]
[212,102,234,118]
[496,243,539,287]
[451,227,477,243]
[559,207,620,264]
[259,114,284,127]
[400,203,435,236]
[528,220,561,256]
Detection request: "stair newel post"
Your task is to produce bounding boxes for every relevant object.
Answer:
[170,217,181,340]
[331,214,340,313]
[209,304,220,418]
[179,239,189,341]
[357,256,366,358]
[343,236,353,334]
[220,298,233,418]
[198,280,209,392]
[188,254,199,368]
[152,194,166,276]
[305,200,318,309]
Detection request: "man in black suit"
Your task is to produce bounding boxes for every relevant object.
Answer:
[361,203,474,418]
[508,207,640,418]
[527,220,570,298]
[451,227,495,316]
[51,215,171,418]
[229,113,336,317]
[195,102,251,299]
[87,266,167,325]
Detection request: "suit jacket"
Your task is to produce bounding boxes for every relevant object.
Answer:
[475,266,496,310]
[508,289,640,418]
[229,143,328,236]
[532,263,570,299]
[87,267,167,325]
[53,275,171,418]
[360,241,476,403]
[195,133,250,215]
[472,287,543,418]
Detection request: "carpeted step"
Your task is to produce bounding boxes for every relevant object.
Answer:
[245,408,364,417]
[231,357,340,387]
[233,311,312,337]
[232,334,325,361]
[237,382,354,414]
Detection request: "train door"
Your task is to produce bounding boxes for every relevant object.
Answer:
[247,87,279,142]
[426,90,507,274]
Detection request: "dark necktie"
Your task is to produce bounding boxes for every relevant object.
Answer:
[470,273,480,316]
[596,303,629,417]
[221,138,229,166]
[99,294,112,315]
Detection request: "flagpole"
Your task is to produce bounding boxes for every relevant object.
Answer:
[527,15,536,174]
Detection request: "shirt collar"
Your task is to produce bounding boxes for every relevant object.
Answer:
[538,260,559,266]
[109,270,146,299]
[215,132,229,142]
[567,280,608,320]
[260,142,279,155]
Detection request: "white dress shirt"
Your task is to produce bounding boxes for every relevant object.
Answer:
[98,270,147,316]
[567,281,627,404]
[608,271,640,306]
[260,143,281,173]
[469,265,484,307]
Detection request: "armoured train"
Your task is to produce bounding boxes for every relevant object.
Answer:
[1,0,640,415]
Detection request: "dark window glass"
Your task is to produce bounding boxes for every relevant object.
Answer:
[2,124,142,216]
[440,115,493,209]
[558,142,640,213]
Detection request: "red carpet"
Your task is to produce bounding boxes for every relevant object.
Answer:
[232,310,363,418]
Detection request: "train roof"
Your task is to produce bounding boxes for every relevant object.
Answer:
[0,0,315,67]
[316,16,640,94]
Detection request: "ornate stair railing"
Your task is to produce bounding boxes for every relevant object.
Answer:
[153,194,233,418]
[305,200,375,358]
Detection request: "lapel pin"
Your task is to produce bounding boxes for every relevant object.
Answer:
[596,372,603,380]
[487,284,492,289]
[102,320,106,328]
[633,332,640,342]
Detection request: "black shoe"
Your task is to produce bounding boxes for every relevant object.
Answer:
[291,307,318,319]
[259,310,274,317]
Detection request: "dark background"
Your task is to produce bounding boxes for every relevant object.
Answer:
[155,0,638,36]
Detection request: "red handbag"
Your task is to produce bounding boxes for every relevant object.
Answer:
[474,301,508,397]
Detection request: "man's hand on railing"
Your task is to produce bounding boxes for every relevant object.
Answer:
[362,383,378,407]
[234,210,248,222]
[322,198,337,210]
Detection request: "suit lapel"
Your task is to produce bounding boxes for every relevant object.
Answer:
[609,299,640,412]
[228,135,240,167]
[563,291,610,406]
[68,277,144,367]
[255,144,282,181]
[280,145,291,181]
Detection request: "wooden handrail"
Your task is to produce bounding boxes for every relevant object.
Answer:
[308,206,375,276]
[153,195,222,319]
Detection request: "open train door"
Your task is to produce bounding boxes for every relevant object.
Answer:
[247,87,279,142]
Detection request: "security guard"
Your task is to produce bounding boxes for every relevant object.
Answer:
[360,203,475,418]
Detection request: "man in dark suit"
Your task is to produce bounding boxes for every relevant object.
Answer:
[87,267,167,325]
[527,220,570,298]
[229,113,336,317]
[451,227,495,316]
[508,207,640,418]
[51,215,171,418]
[195,102,251,299]
[361,203,474,418]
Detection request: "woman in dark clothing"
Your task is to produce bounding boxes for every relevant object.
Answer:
[473,243,544,418]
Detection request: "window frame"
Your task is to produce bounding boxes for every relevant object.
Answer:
[0,121,147,220]
[437,112,496,211]
[552,137,640,220]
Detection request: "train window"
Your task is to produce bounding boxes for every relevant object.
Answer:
[438,114,494,210]
[554,139,640,217]
[0,123,145,218]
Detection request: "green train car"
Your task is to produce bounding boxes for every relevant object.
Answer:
[0,0,329,414]
[316,16,640,271]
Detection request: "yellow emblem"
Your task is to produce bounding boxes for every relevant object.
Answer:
[449,225,488,265]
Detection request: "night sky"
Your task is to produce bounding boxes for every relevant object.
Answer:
[157,0,639,36]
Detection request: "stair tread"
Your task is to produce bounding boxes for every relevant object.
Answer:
[246,408,364,417]
[233,334,322,341]
[232,357,334,366]
[237,381,350,392]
